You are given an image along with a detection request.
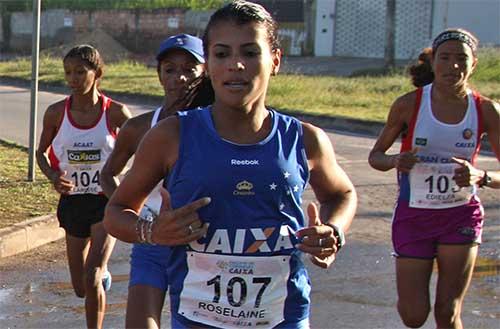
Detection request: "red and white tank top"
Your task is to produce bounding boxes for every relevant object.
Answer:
[49,95,116,195]
[399,83,484,209]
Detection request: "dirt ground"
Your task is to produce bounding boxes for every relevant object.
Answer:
[41,29,132,63]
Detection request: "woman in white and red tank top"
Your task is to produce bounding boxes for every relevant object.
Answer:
[36,45,130,329]
[369,29,500,328]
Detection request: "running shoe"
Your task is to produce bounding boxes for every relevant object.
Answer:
[102,270,112,291]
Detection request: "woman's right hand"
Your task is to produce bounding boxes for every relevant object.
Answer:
[151,188,211,246]
[50,170,74,194]
[391,148,419,173]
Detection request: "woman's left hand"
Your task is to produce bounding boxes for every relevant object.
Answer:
[151,188,210,246]
[451,157,485,187]
[295,203,341,269]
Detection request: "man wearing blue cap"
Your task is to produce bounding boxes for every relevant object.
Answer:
[101,33,213,328]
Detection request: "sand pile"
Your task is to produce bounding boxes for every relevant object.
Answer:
[42,28,131,63]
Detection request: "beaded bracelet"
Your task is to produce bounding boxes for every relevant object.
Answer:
[136,210,157,245]
[145,220,156,245]
[135,218,147,243]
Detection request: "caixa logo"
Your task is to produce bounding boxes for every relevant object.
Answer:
[67,149,101,163]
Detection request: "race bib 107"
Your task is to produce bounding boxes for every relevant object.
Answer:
[178,252,290,329]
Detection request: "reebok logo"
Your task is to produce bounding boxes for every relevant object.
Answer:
[231,159,259,165]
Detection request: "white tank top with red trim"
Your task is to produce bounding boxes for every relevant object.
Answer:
[49,95,115,195]
[403,83,483,209]
[140,107,163,218]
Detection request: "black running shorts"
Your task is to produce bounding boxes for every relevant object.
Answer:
[57,194,108,238]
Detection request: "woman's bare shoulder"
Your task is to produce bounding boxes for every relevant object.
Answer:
[478,96,500,131]
[107,98,131,127]
[122,111,155,133]
[44,99,66,122]
[113,111,155,150]
[478,95,499,115]
[393,90,418,112]
[135,115,181,152]
[135,116,181,169]
[388,90,420,124]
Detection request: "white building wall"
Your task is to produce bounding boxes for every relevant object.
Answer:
[11,9,69,38]
[314,0,336,56]
[432,0,500,46]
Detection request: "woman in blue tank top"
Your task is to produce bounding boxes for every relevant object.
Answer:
[105,1,357,328]
[100,34,214,328]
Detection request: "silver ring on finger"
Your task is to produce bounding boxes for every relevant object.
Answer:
[188,225,194,235]
[318,238,325,247]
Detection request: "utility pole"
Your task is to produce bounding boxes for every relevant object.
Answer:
[384,0,396,70]
[28,0,41,181]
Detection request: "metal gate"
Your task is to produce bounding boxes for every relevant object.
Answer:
[333,0,433,59]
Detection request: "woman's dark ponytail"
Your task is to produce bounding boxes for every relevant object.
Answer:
[167,74,214,113]
[408,47,434,87]
[185,75,215,109]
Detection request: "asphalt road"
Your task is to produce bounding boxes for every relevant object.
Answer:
[0,83,154,147]
[0,84,499,328]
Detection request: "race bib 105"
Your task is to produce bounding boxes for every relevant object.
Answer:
[409,163,474,209]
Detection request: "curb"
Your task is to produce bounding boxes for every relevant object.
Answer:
[289,112,384,137]
[0,214,65,258]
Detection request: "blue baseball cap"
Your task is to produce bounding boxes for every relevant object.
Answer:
[156,34,205,63]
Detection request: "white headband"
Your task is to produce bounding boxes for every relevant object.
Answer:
[432,31,477,53]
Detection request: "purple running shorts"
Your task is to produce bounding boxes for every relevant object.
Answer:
[392,197,484,259]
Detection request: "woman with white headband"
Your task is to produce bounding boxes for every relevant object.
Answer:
[369,28,499,328]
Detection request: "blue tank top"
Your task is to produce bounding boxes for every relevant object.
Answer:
[166,107,311,328]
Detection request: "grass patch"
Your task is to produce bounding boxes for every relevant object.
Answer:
[268,73,411,122]
[0,141,58,229]
[1,48,498,124]
[0,56,165,98]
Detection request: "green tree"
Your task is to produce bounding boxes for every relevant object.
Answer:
[41,0,225,10]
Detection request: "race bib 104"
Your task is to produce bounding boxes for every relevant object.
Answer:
[409,163,474,209]
[63,149,103,194]
[178,252,290,329]
[61,164,102,194]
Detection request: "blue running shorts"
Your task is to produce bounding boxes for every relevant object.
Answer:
[129,243,171,291]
